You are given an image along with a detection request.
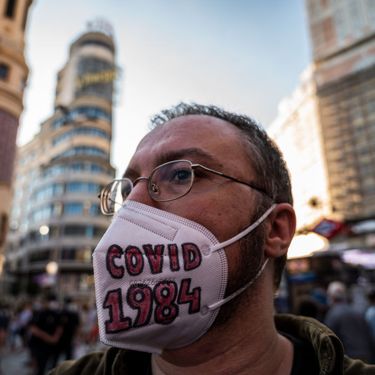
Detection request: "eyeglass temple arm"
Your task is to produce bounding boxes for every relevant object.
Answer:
[193,164,271,199]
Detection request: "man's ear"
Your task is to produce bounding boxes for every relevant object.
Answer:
[264,203,296,259]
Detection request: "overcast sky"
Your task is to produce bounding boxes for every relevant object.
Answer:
[18,0,311,175]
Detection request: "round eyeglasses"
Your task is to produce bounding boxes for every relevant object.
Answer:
[98,159,271,215]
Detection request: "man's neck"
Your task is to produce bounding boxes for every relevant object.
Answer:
[153,310,294,375]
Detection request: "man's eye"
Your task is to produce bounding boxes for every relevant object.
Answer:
[170,169,191,183]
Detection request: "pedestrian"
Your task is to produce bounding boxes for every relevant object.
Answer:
[29,294,63,375]
[52,297,80,367]
[365,289,375,343]
[0,300,10,373]
[50,103,375,374]
[15,301,33,348]
[325,281,375,364]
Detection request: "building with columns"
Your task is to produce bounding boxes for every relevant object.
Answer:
[5,23,117,299]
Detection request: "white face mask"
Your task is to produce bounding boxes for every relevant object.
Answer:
[93,200,275,354]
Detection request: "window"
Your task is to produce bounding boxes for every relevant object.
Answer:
[64,225,86,236]
[64,202,83,216]
[89,203,100,216]
[53,146,108,160]
[61,248,76,260]
[0,214,8,246]
[5,0,16,18]
[52,127,110,146]
[66,182,100,193]
[0,63,10,81]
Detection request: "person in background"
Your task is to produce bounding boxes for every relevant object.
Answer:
[52,297,80,367]
[0,300,10,374]
[29,294,63,375]
[51,103,375,374]
[325,281,375,364]
[365,289,375,343]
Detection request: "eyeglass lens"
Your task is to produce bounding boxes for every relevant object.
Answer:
[101,179,132,214]
[149,160,193,201]
[100,161,195,214]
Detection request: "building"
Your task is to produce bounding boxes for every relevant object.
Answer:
[5,23,117,299]
[271,0,375,252]
[268,66,331,231]
[307,0,375,222]
[0,0,33,278]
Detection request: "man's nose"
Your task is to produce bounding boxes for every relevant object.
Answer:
[127,178,156,207]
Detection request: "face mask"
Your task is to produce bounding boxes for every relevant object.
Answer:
[93,200,275,354]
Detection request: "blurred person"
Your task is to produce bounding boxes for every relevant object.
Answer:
[29,294,63,375]
[15,301,33,348]
[325,281,375,363]
[79,303,98,346]
[295,295,320,320]
[0,301,10,373]
[366,289,375,341]
[52,297,80,367]
[50,103,375,374]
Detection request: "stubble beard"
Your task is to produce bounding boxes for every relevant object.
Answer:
[210,222,266,329]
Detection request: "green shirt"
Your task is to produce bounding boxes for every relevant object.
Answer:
[50,314,375,375]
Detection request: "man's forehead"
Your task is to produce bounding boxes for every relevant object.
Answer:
[140,114,242,145]
[125,114,248,176]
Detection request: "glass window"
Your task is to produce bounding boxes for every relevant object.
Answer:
[0,63,10,81]
[64,202,83,215]
[89,203,100,216]
[61,248,76,260]
[86,226,94,238]
[66,182,100,193]
[5,0,16,18]
[64,225,86,236]
[53,146,108,160]
[52,127,110,146]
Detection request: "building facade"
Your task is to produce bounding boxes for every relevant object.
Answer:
[5,25,117,299]
[268,66,332,231]
[0,0,33,277]
[306,0,375,222]
[271,0,375,252]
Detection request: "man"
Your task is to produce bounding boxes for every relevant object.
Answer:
[52,297,80,366]
[325,281,375,364]
[50,103,374,374]
[29,294,63,375]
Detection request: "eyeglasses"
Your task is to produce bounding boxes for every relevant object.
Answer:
[98,159,271,215]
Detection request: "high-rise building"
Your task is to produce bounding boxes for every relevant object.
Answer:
[0,0,33,277]
[306,0,375,221]
[268,66,332,231]
[270,0,375,251]
[5,23,117,299]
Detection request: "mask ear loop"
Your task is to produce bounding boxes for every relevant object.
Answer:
[205,204,276,312]
[210,204,276,253]
[207,258,269,311]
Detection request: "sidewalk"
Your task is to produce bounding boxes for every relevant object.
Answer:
[0,348,32,375]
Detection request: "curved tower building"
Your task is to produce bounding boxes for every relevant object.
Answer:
[6,23,117,299]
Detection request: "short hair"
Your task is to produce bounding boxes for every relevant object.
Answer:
[150,103,293,289]
[327,281,347,302]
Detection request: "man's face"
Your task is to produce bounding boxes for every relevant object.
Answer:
[124,114,263,295]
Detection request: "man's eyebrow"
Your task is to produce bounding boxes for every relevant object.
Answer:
[122,148,220,179]
[157,148,217,166]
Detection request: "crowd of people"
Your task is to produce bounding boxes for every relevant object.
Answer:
[295,281,375,364]
[0,294,100,374]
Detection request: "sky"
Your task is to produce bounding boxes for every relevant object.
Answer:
[18,0,311,176]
